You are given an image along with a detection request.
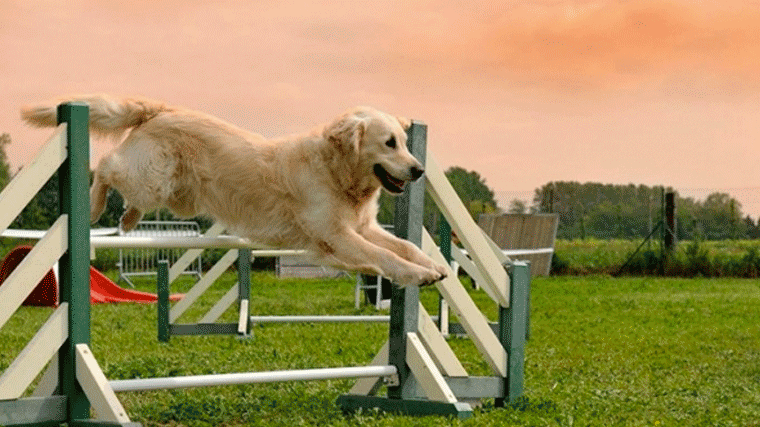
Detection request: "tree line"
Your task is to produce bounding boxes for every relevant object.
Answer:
[529,181,757,240]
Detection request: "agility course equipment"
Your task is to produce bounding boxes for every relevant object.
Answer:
[0,103,529,425]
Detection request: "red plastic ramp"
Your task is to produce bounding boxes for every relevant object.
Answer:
[0,245,183,306]
[89,267,183,303]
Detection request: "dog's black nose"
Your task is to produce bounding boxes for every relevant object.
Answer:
[410,166,424,181]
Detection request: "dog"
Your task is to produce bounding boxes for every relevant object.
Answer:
[21,95,447,287]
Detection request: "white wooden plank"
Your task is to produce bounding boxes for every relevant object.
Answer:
[406,333,457,403]
[417,304,468,377]
[425,153,509,307]
[199,283,239,324]
[170,249,238,322]
[0,217,67,329]
[169,223,226,283]
[347,341,389,396]
[0,303,68,400]
[482,230,512,265]
[423,231,507,377]
[75,344,131,424]
[237,299,249,335]
[31,354,58,397]
[0,125,67,233]
[451,244,496,301]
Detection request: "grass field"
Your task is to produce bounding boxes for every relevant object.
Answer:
[2,271,760,426]
[553,238,760,277]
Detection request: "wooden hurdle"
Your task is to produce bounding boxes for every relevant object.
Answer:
[0,103,136,426]
[0,105,529,425]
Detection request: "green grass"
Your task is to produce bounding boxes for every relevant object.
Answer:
[2,272,760,426]
[554,238,760,277]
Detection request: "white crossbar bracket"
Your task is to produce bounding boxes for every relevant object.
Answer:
[76,344,132,424]
[406,332,458,403]
[237,299,249,335]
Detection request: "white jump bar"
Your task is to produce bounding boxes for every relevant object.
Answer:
[90,235,306,256]
[250,315,392,323]
[502,247,554,256]
[109,365,398,392]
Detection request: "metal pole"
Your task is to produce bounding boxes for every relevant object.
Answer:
[664,191,676,252]
[249,315,393,323]
[109,365,398,392]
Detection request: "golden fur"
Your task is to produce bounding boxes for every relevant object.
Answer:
[21,94,447,286]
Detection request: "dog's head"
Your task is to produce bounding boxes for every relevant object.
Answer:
[324,106,424,195]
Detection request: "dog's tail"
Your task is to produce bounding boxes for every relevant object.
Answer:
[20,94,171,138]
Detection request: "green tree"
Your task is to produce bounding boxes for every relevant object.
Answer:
[377,165,498,233]
[533,181,750,240]
[508,199,527,214]
[444,167,497,220]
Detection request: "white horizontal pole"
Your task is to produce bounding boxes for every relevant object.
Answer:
[501,248,554,256]
[459,247,554,257]
[250,315,392,323]
[109,365,398,392]
[90,235,307,256]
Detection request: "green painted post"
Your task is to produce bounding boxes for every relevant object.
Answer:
[387,121,427,400]
[495,261,529,406]
[56,103,91,422]
[338,121,473,418]
[437,218,452,330]
[237,249,251,336]
[157,261,170,342]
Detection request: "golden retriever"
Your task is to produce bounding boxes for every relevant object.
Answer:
[21,95,447,286]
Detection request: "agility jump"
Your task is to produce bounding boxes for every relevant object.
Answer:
[0,103,529,426]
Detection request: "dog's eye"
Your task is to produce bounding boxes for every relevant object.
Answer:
[385,136,396,149]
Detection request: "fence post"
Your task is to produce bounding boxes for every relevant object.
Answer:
[495,261,529,407]
[56,102,92,422]
[387,121,426,400]
[237,249,251,336]
[437,218,452,331]
[664,192,676,252]
[157,261,170,342]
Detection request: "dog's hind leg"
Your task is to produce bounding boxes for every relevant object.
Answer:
[90,175,110,224]
[120,206,143,232]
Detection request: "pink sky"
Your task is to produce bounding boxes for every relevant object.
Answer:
[3,0,760,218]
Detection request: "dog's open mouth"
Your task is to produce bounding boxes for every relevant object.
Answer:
[373,164,407,194]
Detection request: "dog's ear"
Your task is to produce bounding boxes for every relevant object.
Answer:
[396,116,411,130]
[324,113,366,153]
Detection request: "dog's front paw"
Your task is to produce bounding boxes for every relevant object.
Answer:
[432,262,449,279]
[394,266,446,287]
